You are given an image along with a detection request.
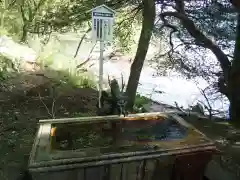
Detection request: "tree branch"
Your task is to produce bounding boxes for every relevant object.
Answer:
[76,42,97,69]
[159,1,231,79]
[115,5,142,33]
[198,86,213,120]
[38,93,56,118]
[74,27,91,58]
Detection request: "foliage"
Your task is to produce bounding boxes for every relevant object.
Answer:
[113,6,141,52]
[36,0,135,32]
[152,0,235,86]
[134,94,150,108]
[0,55,18,80]
[33,34,61,68]
[32,36,97,89]
[0,0,143,55]
[69,72,97,89]
[46,69,97,90]
[34,0,89,33]
[0,1,22,40]
[41,2,141,52]
[133,94,150,113]
[0,55,21,92]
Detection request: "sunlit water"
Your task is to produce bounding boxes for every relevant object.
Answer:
[121,120,187,141]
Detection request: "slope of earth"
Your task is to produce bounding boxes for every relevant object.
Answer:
[0,74,98,180]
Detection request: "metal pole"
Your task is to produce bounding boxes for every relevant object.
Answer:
[98,40,104,108]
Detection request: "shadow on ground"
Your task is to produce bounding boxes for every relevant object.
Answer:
[0,69,99,180]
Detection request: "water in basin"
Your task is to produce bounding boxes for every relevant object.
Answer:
[50,116,189,151]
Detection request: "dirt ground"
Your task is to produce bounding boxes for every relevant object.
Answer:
[0,76,99,180]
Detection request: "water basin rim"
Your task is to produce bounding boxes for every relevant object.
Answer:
[38,112,169,124]
[29,143,217,169]
[28,146,217,173]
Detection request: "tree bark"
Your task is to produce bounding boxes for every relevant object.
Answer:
[21,24,28,42]
[125,0,156,111]
[229,12,240,122]
[231,0,240,8]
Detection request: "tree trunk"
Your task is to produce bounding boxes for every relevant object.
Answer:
[229,12,240,122]
[125,0,156,111]
[21,23,28,42]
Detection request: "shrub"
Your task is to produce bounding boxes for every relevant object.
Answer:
[133,94,151,113]
[134,94,150,108]
[55,70,97,89]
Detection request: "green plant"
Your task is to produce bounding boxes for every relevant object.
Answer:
[34,37,61,68]
[39,54,55,67]
[0,71,8,81]
[78,77,96,88]
[134,94,150,108]
[49,69,97,89]
[113,7,139,53]
[0,56,18,80]
[132,94,151,113]
[62,71,96,88]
